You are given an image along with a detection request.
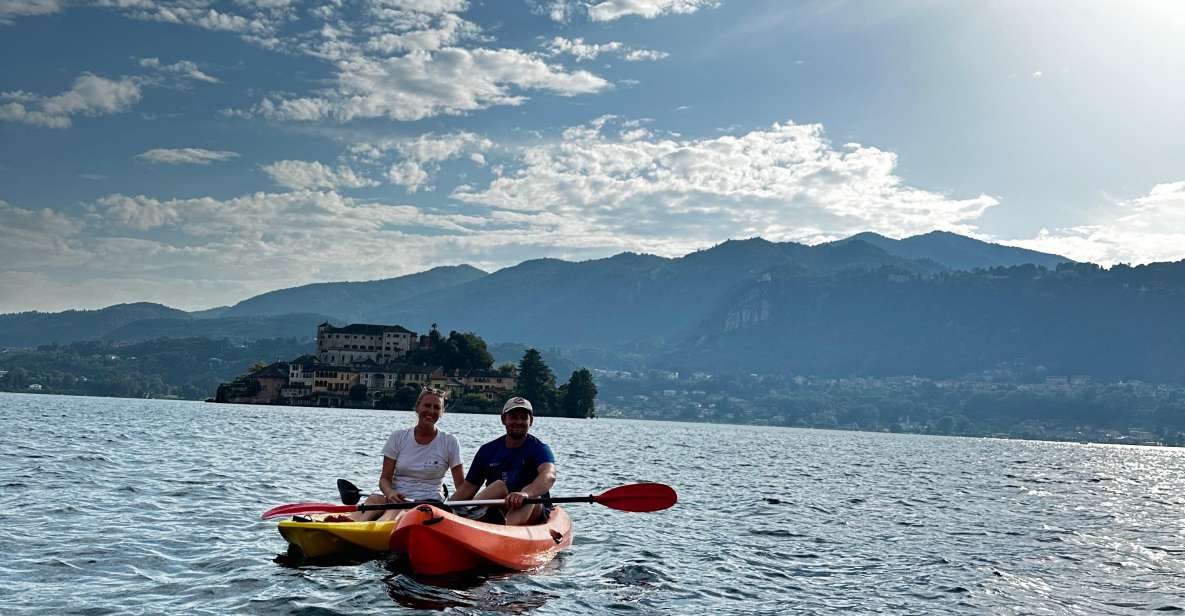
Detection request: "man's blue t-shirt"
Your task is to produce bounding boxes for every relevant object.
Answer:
[465,434,555,497]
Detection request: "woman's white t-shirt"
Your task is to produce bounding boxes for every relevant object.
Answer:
[381,427,462,501]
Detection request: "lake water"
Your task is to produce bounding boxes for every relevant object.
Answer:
[2,393,1184,615]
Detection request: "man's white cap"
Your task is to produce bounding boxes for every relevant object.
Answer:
[501,396,533,415]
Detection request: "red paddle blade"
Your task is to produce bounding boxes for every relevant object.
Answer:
[594,482,677,512]
[261,502,357,520]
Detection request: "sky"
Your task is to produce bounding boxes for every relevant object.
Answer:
[2,0,1184,313]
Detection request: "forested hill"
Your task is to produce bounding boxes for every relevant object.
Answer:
[0,232,1076,353]
[665,261,1185,383]
[222,264,487,320]
[0,307,331,348]
[830,231,1070,270]
[0,303,187,347]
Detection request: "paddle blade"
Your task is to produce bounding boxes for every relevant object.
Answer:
[337,479,362,505]
[594,482,677,512]
[260,502,357,520]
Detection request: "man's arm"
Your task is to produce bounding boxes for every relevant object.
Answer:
[505,462,556,509]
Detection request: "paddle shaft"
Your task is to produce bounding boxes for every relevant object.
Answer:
[357,494,593,512]
[263,482,675,519]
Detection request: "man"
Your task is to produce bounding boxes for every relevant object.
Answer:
[450,396,556,525]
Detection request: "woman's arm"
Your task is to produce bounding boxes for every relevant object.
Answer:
[449,464,466,495]
[378,456,405,502]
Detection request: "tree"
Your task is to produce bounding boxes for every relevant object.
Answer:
[349,383,368,402]
[407,330,494,373]
[560,368,598,418]
[446,331,494,371]
[515,348,556,414]
[391,383,421,410]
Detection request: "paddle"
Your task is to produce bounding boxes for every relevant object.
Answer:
[338,478,363,505]
[261,482,677,520]
[260,501,342,520]
[336,478,450,506]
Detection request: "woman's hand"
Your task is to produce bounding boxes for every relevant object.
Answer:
[383,491,406,504]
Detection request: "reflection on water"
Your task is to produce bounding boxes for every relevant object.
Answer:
[383,568,557,613]
[3,393,1185,615]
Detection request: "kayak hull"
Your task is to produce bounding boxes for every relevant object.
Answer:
[275,506,573,575]
[392,505,573,575]
[277,516,399,558]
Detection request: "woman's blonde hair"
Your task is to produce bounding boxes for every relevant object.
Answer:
[413,387,448,412]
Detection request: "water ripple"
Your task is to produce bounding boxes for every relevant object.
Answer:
[4,393,1185,614]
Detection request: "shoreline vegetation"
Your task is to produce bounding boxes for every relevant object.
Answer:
[2,336,1183,446]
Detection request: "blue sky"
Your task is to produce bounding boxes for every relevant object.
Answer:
[2,0,1184,313]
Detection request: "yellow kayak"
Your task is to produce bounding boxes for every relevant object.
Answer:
[278,514,399,560]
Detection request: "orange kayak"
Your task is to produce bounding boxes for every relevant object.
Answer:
[390,504,573,575]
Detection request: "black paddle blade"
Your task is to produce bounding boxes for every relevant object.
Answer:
[337,478,362,505]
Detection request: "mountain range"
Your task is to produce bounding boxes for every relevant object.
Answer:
[2,231,1067,348]
[21,230,1183,383]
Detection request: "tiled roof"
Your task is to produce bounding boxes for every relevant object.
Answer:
[320,323,414,335]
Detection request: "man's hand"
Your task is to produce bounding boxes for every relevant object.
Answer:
[505,491,529,509]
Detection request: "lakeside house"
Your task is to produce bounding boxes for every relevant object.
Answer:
[215,322,516,409]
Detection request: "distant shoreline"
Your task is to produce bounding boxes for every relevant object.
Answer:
[3,390,1179,449]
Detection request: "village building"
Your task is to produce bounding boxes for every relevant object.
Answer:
[315,323,422,365]
[217,321,518,409]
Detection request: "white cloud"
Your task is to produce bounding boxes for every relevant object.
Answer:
[235,0,297,9]
[136,148,240,164]
[0,0,62,25]
[532,0,574,22]
[452,117,997,251]
[350,131,493,192]
[368,0,469,13]
[95,193,185,231]
[386,161,431,191]
[0,73,142,128]
[56,189,511,307]
[544,37,623,61]
[397,131,493,164]
[1032,70,1043,78]
[250,48,610,122]
[587,0,718,22]
[534,0,716,22]
[365,12,481,53]
[0,200,86,269]
[623,48,669,61]
[261,160,380,190]
[1002,181,1185,265]
[543,36,668,62]
[139,57,220,83]
[94,0,273,35]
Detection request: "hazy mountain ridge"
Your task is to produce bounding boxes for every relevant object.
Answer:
[0,303,189,348]
[0,232,1076,352]
[666,261,1185,382]
[356,238,943,349]
[831,231,1072,270]
[223,264,487,320]
[102,313,336,343]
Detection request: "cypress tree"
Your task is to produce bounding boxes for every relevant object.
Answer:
[515,348,556,414]
[561,368,598,418]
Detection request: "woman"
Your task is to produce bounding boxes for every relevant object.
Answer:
[335,388,464,522]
